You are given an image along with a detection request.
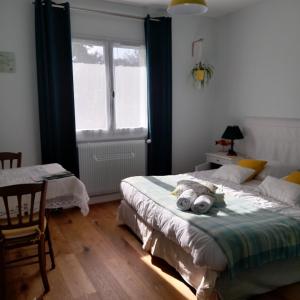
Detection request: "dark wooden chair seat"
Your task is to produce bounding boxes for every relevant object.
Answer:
[0,152,22,169]
[0,181,55,299]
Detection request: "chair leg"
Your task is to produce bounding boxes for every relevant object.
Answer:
[46,225,55,270]
[0,240,6,300]
[38,236,49,294]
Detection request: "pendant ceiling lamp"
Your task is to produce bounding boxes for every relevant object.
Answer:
[167,0,208,16]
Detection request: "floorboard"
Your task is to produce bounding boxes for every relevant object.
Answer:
[4,201,300,300]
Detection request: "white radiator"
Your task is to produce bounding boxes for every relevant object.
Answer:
[78,140,146,195]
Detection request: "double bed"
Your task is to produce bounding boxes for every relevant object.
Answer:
[117,117,300,300]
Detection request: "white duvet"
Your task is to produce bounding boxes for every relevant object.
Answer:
[120,170,300,272]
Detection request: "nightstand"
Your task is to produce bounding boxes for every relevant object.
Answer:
[195,152,247,171]
[206,152,247,169]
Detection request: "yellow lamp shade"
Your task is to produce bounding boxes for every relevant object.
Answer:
[168,0,208,16]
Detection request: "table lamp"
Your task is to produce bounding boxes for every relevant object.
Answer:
[221,125,244,156]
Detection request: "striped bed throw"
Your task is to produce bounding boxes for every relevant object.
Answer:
[123,175,300,277]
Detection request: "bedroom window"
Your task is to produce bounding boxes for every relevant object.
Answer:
[72,38,148,140]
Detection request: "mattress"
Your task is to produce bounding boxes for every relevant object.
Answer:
[119,170,300,299]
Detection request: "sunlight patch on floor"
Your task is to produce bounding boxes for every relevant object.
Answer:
[140,254,196,300]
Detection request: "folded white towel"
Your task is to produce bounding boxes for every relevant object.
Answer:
[191,195,215,214]
[173,180,215,198]
[176,189,197,211]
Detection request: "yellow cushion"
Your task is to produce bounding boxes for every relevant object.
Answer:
[238,159,267,180]
[1,217,47,239]
[284,171,300,185]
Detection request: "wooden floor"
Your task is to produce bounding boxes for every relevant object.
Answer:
[4,201,300,300]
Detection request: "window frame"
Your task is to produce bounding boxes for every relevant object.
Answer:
[72,35,147,142]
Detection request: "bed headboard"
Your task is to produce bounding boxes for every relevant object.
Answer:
[239,117,300,167]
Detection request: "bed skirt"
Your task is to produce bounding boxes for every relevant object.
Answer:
[118,200,300,300]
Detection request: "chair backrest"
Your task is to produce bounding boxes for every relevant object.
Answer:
[0,181,48,234]
[0,152,22,169]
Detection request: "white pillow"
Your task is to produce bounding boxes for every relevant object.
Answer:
[257,176,300,206]
[256,161,296,181]
[211,165,255,184]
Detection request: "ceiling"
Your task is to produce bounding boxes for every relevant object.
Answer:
[104,0,262,17]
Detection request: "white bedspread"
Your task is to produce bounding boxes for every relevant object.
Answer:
[0,163,90,216]
[120,170,300,272]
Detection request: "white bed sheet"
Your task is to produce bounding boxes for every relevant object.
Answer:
[120,170,300,272]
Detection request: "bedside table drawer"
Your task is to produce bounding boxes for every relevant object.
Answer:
[206,154,237,166]
[200,152,246,170]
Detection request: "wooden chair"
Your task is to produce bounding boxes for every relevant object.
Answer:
[0,181,55,299]
[0,152,22,169]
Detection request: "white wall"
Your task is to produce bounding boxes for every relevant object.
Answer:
[70,4,217,174]
[214,0,300,138]
[5,0,298,174]
[70,0,218,174]
[0,0,216,173]
[172,16,216,173]
[0,0,41,166]
[0,0,146,167]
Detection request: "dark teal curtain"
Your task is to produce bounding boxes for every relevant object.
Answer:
[35,0,79,177]
[145,16,172,176]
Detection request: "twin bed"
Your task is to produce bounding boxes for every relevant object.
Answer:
[117,117,300,300]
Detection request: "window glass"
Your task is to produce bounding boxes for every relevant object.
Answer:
[113,44,148,129]
[72,39,148,138]
[72,40,108,131]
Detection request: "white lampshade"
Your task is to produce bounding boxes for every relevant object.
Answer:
[167,0,208,16]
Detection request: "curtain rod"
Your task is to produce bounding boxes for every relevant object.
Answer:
[32,2,161,22]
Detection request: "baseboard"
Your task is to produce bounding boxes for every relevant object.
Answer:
[89,193,121,205]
